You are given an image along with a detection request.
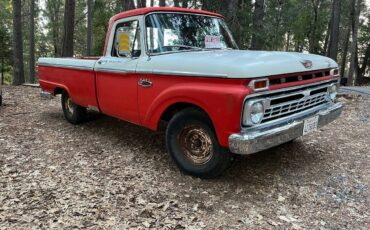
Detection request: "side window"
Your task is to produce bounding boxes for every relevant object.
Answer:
[112,20,141,58]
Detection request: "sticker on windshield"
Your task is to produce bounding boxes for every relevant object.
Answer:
[205,35,222,49]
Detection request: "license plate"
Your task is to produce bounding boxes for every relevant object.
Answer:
[303,116,319,135]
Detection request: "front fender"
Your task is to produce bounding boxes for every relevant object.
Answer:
[142,83,249,147]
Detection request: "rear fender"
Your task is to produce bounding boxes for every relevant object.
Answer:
[39,79,71,99]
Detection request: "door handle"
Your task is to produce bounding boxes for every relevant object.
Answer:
[138,79,153,88]
[97,60,107,65]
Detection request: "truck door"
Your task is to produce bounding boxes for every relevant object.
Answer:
[95,19,141,125]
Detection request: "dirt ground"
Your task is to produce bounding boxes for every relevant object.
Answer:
[0,86,369,229]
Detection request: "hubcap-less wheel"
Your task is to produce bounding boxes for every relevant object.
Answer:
[178,125,213,165]
[65,97,74,114]
[166,108,233,178]
[61,91,87,124]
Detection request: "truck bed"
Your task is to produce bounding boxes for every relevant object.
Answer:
[38,57,99,109]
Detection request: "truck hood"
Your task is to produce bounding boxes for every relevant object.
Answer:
[149,50,338,78]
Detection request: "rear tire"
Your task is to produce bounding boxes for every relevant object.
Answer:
[61,91,87,124]
[166,108,232,179]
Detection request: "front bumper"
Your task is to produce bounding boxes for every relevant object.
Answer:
[229,102,343,155]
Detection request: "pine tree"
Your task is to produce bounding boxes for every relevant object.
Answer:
[12,0,25,85]
[61,0,75,57]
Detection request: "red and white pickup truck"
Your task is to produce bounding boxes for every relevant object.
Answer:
[38,7,343,178]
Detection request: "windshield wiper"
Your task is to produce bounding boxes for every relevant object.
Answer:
[165,45,203,50]
[158,45,233,55]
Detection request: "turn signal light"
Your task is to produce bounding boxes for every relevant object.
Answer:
[255,81,267,89]
[248,78,269,91]
[330,68,340,76]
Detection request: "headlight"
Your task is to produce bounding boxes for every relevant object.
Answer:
[243,100,265,126]
[328,84,338,101]
[250,102,264,124]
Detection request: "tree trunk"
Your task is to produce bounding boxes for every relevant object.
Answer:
[137,0,146,7]
[220,0,240,45]
[348,0,360,86]
[200,0,209,10]
[286,31,290,52]
[62,0,76,57]
[1,57,4,84]
[250,0,265,50]
[327,0,341,61]
[323,18,331,55]
[356,43,370,85]
[86,0,93,56]
[159,0,166,7]
[221,0,239,21]
[12,0,24,85]
[182,0,188,8]
[174,0,180,7]
[150,0,154,7]
[272,5,283,51]
[309,0,320,53]
[121,0,135,11]
[29,0,36,83]
[340,26,351,80]
[49,0,62,57]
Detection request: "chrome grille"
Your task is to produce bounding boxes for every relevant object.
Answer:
[258,80,336,124]
[263,93,327,122]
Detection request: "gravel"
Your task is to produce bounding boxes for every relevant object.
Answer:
[0,86,369,229]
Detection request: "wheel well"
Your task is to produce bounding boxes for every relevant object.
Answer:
[160,103,209,123]
[54,87,65,95]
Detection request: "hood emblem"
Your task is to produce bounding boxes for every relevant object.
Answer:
[301,60,313,69]
[302,90,310,98]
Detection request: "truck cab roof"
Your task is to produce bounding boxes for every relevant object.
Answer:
[109,7,223,23]
[103,7,224,56]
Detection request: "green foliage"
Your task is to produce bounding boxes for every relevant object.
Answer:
[74,0,88,56]
[234,1,253,48]
[0,0,13,84]
[44,0,64,56]
[0,0,369,84]
[359,10,370,53]
[92,0,116,56]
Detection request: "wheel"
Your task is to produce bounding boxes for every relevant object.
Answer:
[61,91,87,124]
[166,108,233,179]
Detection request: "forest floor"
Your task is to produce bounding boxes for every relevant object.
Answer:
[0,86,369,229]
[340,86,370,96]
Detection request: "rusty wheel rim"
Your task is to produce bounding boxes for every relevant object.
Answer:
[178,125,213,165]
[65,97,74,114]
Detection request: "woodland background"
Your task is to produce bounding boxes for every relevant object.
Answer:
[0,0,369,86]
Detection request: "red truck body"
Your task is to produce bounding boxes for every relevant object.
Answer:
[39,63,249,147]
[38,7,343,178]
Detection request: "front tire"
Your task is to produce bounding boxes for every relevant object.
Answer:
[166,108,232,179]
[61,91,87,124]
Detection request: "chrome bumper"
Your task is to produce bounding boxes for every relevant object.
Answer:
[229,102,343,155]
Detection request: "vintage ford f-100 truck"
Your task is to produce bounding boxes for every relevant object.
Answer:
[38,7,342,178]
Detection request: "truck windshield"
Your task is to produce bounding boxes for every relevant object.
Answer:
[145,13,238,55]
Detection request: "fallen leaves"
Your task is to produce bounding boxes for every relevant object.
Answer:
[0,86,369,229]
